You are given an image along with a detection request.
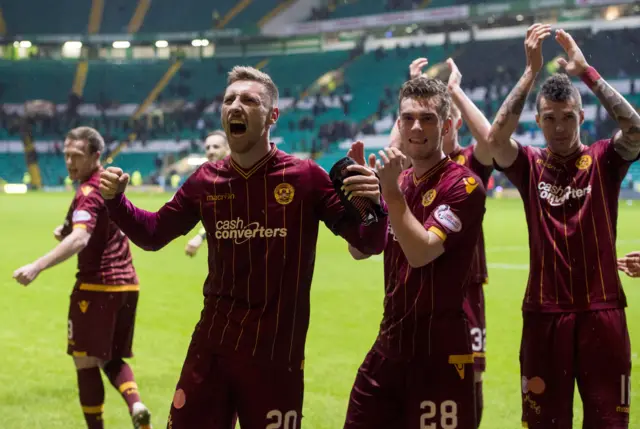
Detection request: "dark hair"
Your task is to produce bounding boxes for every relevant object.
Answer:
[398,77,451,120]
[66,126,105,154]
[536,74,582,112]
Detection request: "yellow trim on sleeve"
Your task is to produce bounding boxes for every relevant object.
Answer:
[73,224,87,229]
[79,283,140,292]
[72,351,87,357]
[428,226,447,242]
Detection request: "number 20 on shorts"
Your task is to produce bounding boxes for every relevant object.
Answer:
[420,400,458,429]
[266,409,298,429]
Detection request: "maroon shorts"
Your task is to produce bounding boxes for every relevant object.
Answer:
[463,281,486,373]
[167,337,304,429]
[66,285,139,361]
[344,316,476,429]
[520,309,631,429]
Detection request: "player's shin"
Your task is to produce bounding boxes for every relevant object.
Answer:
[76,366,105,429]
[102,359,142,413]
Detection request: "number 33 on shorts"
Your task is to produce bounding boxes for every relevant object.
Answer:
[420,400,458,429]
[470,328,486,353]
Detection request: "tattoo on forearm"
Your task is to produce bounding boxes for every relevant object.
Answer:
[493,79,531,130]
[592,78,640,158]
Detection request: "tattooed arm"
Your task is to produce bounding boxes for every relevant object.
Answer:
[590,78,640,160]
[488,24,551,168]
[555,29,640,161]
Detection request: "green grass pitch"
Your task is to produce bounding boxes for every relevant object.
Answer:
[1,193,638,428]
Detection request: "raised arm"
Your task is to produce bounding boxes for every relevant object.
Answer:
[446,58,493,166]
[100,167,200,251]
[489,24,551,168]
[313,146,388,256]
[554,29,640,161]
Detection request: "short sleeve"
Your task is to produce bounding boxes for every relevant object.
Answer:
[423,175,486,251]
[72,185,103,233]
[600,138,640,183]
[493,142,533,192]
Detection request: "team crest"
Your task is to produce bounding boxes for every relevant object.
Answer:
[576,155,592,170]
[274,183,295,205]
[463,176,478,194]
[422,189,437,207]
[78,300,89,313]
[81,186,93,196]
[454,154,466,165]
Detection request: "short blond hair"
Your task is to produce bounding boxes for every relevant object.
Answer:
[227,66,279,108]
[449,102,461,122]
[66,126,105,154]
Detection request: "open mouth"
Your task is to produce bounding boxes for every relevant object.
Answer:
[229,118,247,136]
[409,138,428,145]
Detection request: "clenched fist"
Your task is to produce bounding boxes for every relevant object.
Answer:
[100,167,130,200]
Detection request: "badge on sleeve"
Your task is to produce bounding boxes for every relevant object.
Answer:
[434,204,462,233]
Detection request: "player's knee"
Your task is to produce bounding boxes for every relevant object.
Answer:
[73,355,102,370]
[474,371,483,383]
[102,358,125,373]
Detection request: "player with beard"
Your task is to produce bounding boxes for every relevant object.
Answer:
[344,77,487,429]
[185,130,231,257]
[13,127,152,429]
[99,66,388,429]
[488,24,640,428]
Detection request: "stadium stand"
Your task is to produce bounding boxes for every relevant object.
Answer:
[0,1,638,190]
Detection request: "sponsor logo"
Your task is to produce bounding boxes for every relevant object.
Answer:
[72,210,92,222]
[206,193,235,202]
[215,218,287,244]
[537,182,591,206]
[448,354,473,380]
[81,186,93,196]
[463,176,478,194]
[454,154,466,165]
[576,154,592,170]
[535,159,561,171]
[522,376,546,395]
[524,394,542,415]
[173,389,186,409]
[422,189,437,207]
[434,204,462,233]
[274,183,295,205]
[78,300,89,313]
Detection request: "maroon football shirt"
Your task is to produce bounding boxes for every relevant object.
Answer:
[374,158,487,360]
[450,145,493,284]
[496,139,638,312]
[61,168,138,286]
[105,144,388,367]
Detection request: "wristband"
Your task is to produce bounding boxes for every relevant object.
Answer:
[580,66,601,89]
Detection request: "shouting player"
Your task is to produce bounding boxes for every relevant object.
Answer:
[99,66,388,429]
[488,24,640,428]
[407,56,494,427]
[345,77,487,429]
[12,127,152,429]
[185,130,231,257]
